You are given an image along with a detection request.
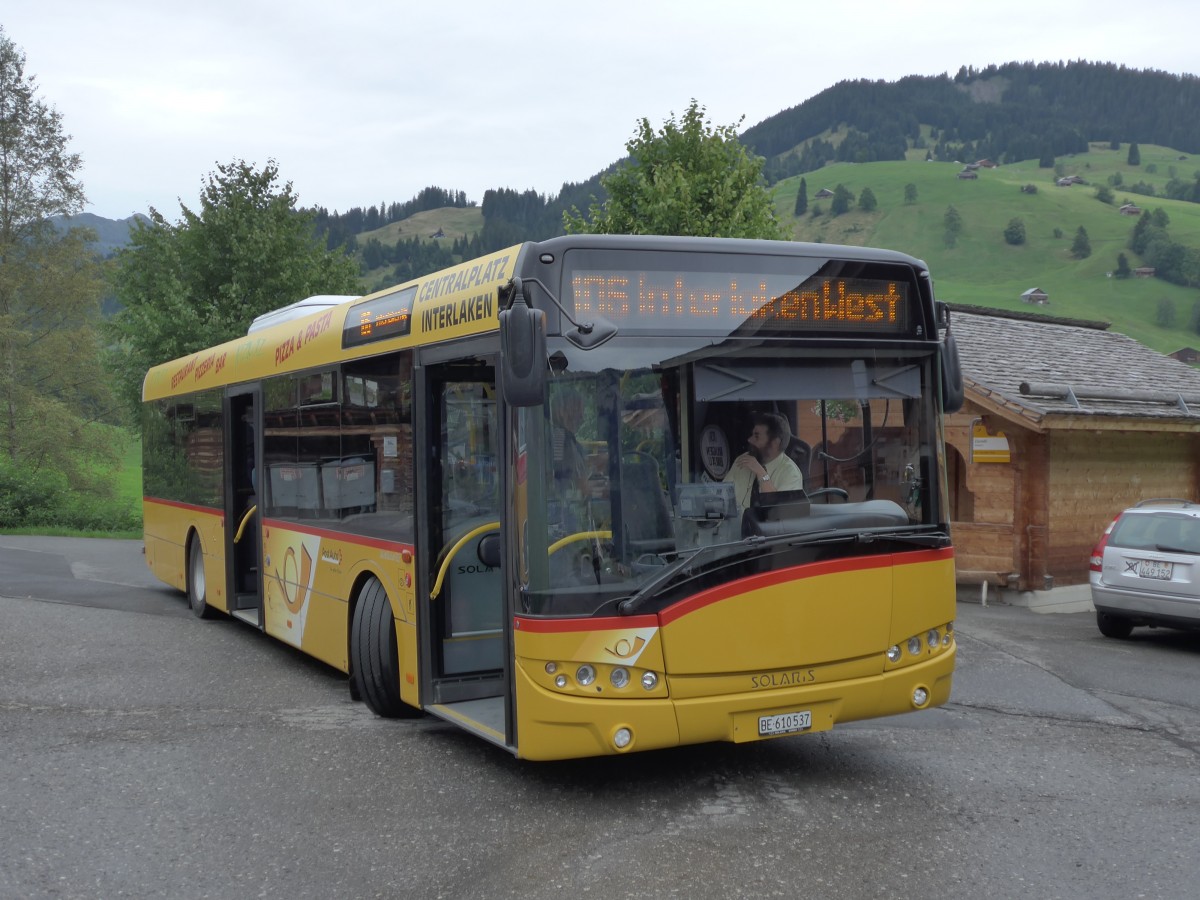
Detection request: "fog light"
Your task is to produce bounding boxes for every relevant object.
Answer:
[641,671,658,690]
[554,674,568,689]
[907,636,923,656]
[610,667,630,689]
[613,727,633,749]
[577,664,596,686]
[912,686,929,707]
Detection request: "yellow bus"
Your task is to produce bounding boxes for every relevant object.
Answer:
[142,234,964,760]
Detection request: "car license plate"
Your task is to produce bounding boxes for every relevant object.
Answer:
[1138,560,1173,580]
[758,710,812,737]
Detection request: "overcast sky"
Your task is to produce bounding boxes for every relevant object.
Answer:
[4,0,1196,221]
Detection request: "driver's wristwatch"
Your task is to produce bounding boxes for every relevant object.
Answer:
[760,473,770,482]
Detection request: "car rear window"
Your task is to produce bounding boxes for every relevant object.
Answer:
[1110,512,1200,554]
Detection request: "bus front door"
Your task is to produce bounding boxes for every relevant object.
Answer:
[420,363,510,747]
[226,387,263,626]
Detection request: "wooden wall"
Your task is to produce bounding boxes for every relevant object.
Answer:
[1047,431,1200,584]
[947,408,1200,588]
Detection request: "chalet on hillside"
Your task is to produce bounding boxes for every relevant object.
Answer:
[1170,347,1200,364]
[1135,267,1155,278]
[1020,287,1049,305]
[814,188,834,199]
[945,307,1200,594]
[957,170,978,180]
[976,159,997,168]
[1119,203,1142,216]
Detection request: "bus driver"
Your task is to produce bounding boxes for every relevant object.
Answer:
[724,412,804,510]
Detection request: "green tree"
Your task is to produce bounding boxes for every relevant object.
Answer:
[1190,300,1200,335]
[830,184,853,216]
[564,100,784,239]
[1095,185,1114,204]
[1071,226,1092,259]
[904,182,918,205]
[1114,252,1132,278]
[943,205,964,248]
[1127,142,1141,166]
[857,187,877,212]
[1155,297,1176,328]
[106,159,360,415]
[794,177,807,216]
[0,27,116,508]
[1003,218,1026,246]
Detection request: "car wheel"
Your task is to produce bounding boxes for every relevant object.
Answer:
[1096,610,1134,639]
[350,577,420,718]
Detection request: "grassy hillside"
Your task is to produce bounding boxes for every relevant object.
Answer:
[358,206,484,246]
[771,143,1200,353]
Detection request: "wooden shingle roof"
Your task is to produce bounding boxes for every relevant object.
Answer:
[950,305,1200,429]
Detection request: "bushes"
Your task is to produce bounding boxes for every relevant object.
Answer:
[0,459,139,533]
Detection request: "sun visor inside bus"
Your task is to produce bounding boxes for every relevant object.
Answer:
[693,360,920,403]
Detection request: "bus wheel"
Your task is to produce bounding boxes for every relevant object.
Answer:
[186,534,217,620]
[351,577,419,718]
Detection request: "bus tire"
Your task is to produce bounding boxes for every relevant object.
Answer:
[186,533,217,619]
[351,577,418,718]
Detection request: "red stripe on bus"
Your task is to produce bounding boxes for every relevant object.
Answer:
[143,497,223,520]
[659,547,953,625]
[513,613,660,634]
[260,517,413,553]
[513,546,954,633]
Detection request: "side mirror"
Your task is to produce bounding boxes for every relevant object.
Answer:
[940,328,965,414]
[499,280,547,407]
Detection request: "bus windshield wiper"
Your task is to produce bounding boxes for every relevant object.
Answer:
[617,529,847,616]
[853,527,950,547]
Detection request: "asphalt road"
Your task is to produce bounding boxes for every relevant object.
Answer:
[2,535,1198,899]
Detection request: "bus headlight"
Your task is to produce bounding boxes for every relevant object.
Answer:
[886,645,902,662]
[576,664,596,686]
[907,636,923,656]
[927,628,940,649]
[641,671,658,690]
[610,667,629,689]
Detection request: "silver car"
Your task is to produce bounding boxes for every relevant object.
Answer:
[1089,499,1200,638]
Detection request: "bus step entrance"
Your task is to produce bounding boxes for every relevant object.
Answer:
[231,591,261,627]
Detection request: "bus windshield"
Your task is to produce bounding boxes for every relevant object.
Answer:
[518,344,943,618]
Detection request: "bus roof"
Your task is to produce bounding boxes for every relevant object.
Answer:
[247,295,361,333]
[142,236,935,403]
[142,245,525,401]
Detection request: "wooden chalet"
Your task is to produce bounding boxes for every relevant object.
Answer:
[944,307,1200,593]
[1020,287,1049,305]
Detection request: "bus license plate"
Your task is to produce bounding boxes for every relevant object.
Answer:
[1138,560,1173,580]
[759,710,812,737]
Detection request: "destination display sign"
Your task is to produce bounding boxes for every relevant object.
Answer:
[567,265,914,336]
[342,286,416,348]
